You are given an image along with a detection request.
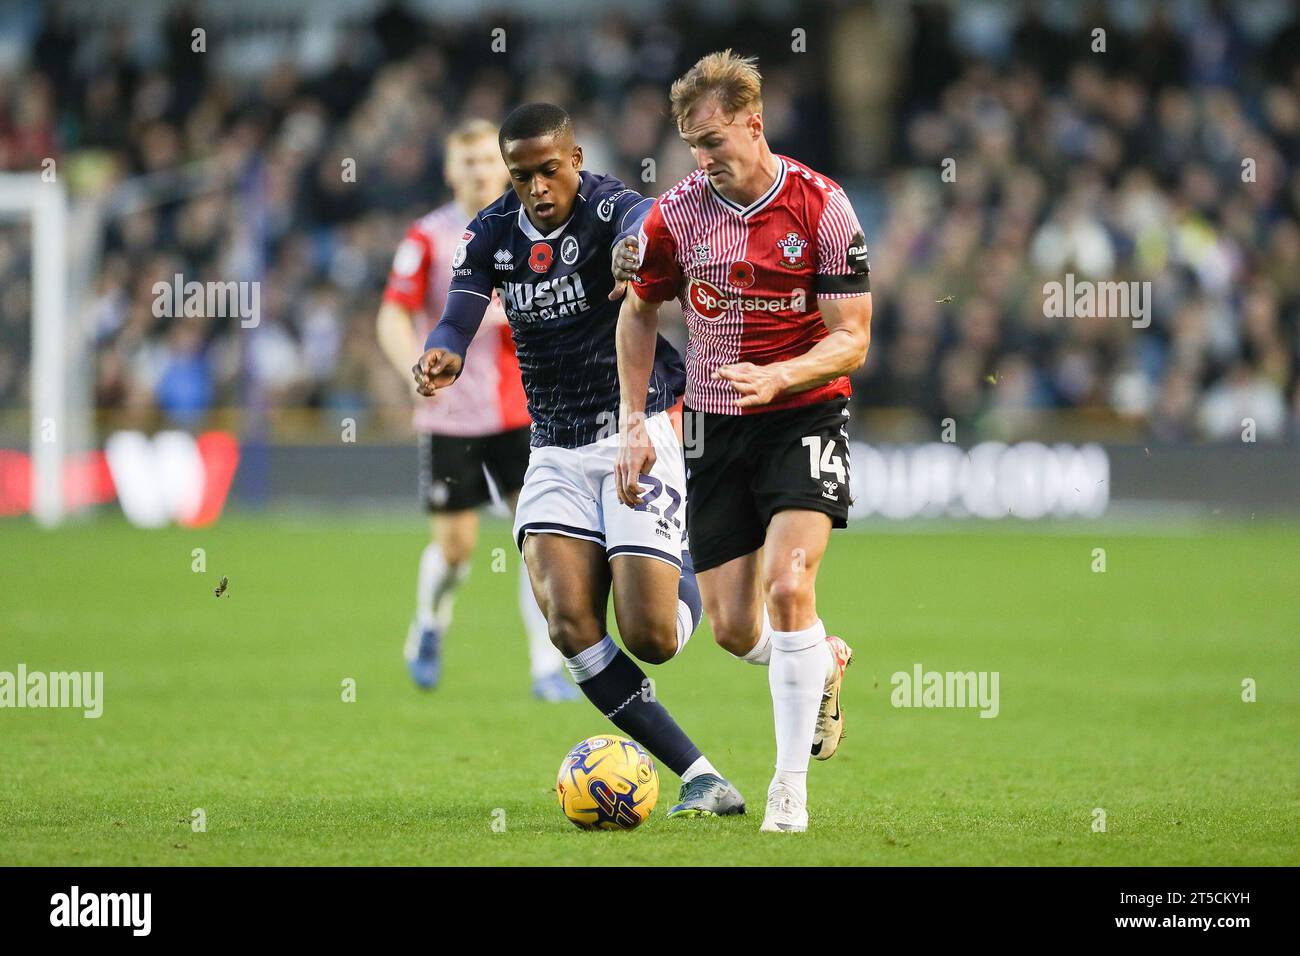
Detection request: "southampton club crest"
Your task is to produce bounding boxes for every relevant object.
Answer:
[776,231,808,269]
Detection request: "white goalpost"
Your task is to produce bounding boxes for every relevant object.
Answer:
[0,173,72,528]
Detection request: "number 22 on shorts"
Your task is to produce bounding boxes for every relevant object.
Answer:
[633,474,683,526]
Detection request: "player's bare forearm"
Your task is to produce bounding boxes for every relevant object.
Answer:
[771,327,870,395]
[713,294,872,407]
[616,286,661,426]
[777,293,872,394]
[614,286,662,507]
[377,301,422,382]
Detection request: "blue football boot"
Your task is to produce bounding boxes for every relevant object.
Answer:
[404,619,442,690]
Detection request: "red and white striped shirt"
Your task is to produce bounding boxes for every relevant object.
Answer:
[383,202,531,436]
[632,156,870,414]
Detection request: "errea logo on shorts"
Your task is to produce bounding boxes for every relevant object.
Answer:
[687,278,805,321]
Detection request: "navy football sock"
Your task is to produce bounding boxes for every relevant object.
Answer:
[678,549,703,636]
[571,645,704,777]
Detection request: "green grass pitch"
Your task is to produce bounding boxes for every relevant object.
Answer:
[2,514,1297,866]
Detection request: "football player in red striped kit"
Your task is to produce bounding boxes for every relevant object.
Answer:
[613,51,873,831]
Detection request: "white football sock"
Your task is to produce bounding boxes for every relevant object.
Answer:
[681,755,719,783]
[520,564,564,679]
[415,544,440,629]
[436,560,470,630]
[674,600,694,657]
[769,619,831,774]
[417,544,469,631]
[564,634,619,683]
[740,605,774,665]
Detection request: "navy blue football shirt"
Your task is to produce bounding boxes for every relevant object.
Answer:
[425,171,686,449]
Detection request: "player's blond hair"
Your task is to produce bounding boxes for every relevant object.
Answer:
[670,50,763,129]
[446,118,498,147]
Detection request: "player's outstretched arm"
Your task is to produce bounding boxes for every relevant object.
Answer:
[411,287,490,396]
[615,284,662,508]
[714,293,872,408]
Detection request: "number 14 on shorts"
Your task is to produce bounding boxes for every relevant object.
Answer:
[802,435,846,498]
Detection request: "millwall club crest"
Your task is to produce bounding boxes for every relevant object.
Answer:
[776,231,808,269]
[561,235,580,265]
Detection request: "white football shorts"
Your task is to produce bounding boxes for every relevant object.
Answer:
[513,410,686,569]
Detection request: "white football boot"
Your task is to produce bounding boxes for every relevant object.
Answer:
[760,780,808,833]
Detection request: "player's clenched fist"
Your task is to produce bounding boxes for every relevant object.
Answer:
[615,412,657,507]
[411,348,463,397]
[608,235,641,301]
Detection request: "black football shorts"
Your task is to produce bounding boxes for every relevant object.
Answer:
[418,425,532,513]
[684,398,852,572]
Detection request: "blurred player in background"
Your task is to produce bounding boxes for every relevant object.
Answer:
[378,119,577,702]
[615,51,872,831]
[413,103,745,818]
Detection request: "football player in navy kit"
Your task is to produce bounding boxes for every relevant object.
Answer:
[413,103,743,819]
